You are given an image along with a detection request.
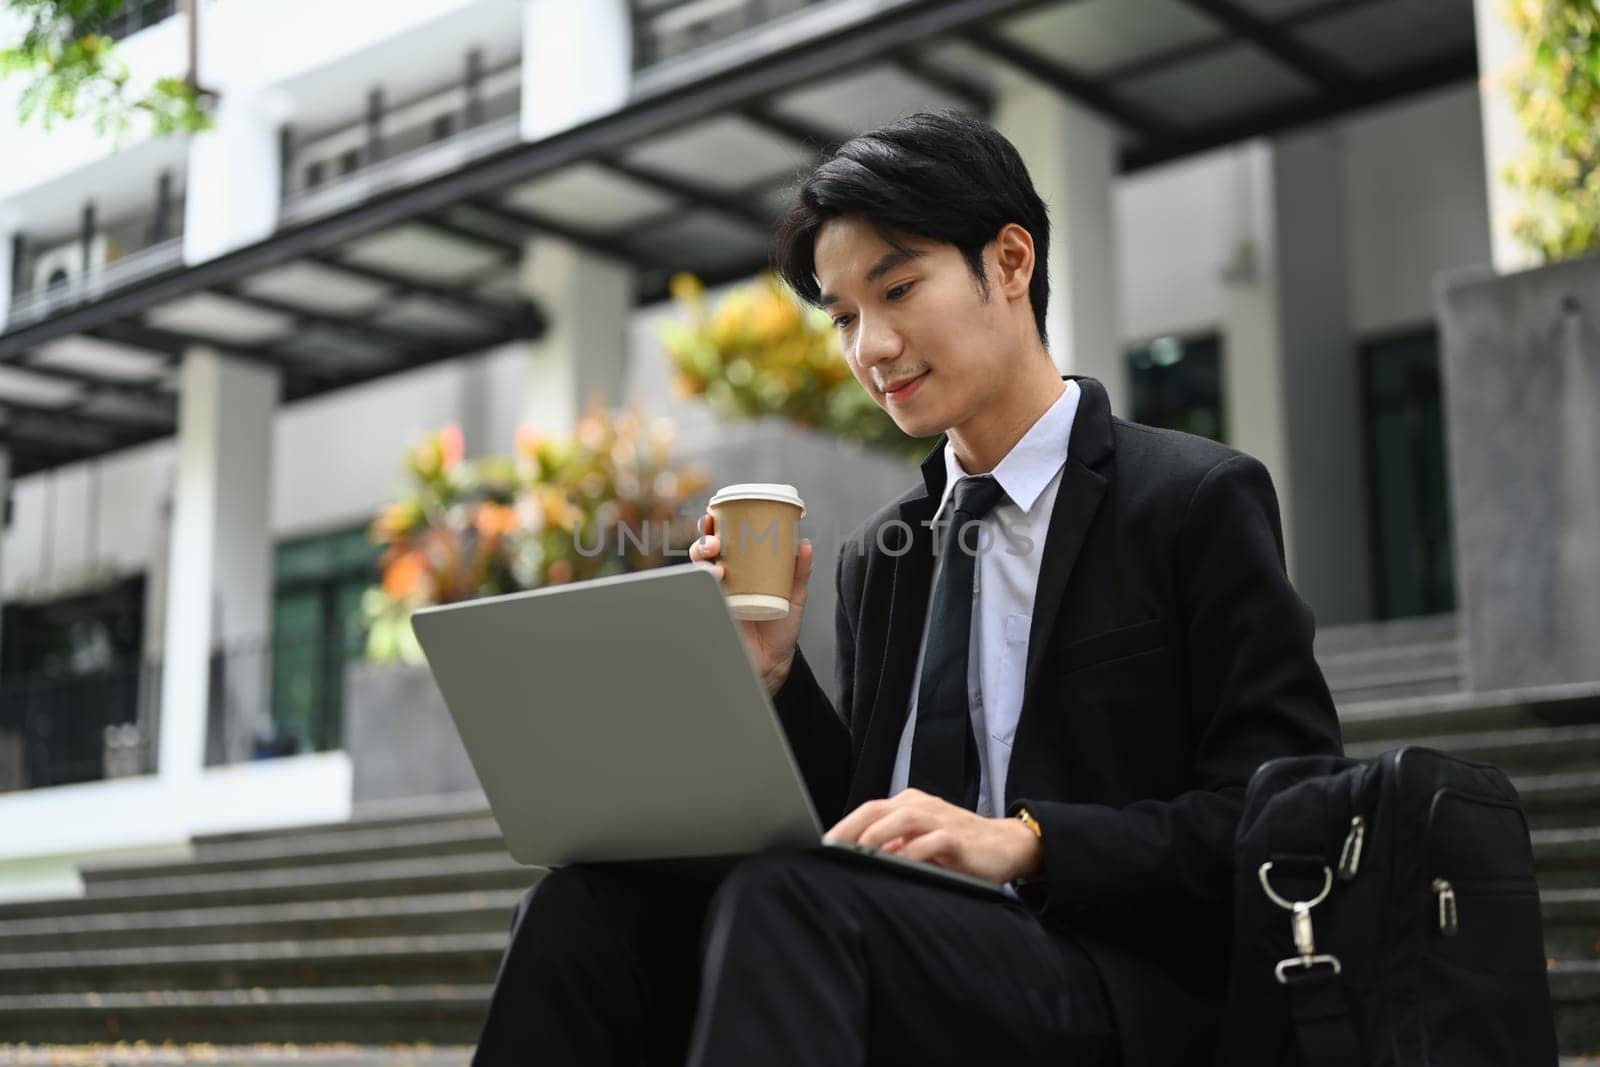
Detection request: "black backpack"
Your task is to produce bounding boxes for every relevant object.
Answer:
[1215,745,1559,1066]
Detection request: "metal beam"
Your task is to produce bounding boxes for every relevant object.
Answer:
[450,198,655,270]
[963,27,1183,143]
[414,214,525,259]
[624,173,791,242]
[211,283,462,355]
[1099,0,1387,85]
[0,349,171,404]
[599,157,778,232]
[738,102,839,154]
[0,395,170,436]
[303,254,534,334]
[889,48,994,113]
[1122,49,1476,172]
[1178,0,1357,96]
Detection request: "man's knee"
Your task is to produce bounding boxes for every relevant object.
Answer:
[706,849,849,929]
[508,865,614,950]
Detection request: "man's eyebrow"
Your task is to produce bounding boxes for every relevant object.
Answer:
[817,248,925,307]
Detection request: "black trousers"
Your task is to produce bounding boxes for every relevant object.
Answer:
[472,848,1119,1067]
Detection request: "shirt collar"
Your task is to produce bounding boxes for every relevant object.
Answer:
[933,378,1081,523]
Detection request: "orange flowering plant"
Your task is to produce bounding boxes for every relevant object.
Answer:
[363,408,709,664]
[659,272,927,459]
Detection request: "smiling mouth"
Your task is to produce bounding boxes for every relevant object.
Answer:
[880,371,928,395]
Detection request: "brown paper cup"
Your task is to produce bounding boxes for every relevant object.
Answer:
[708,483,806,621]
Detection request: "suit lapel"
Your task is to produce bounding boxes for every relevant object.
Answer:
[1009,376,1117,795]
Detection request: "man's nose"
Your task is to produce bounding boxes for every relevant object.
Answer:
[853,316,904,368]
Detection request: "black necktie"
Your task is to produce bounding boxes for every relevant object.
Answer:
[910,473,1006,810]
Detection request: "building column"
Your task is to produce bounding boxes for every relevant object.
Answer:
[522,0,631,142]
[0,227,13,334]
[1221,134,1372,625]
[157,348,279,782]
[0,446,9,658]
[1471,0,1537,274]
[183,91,283,266]
[995,83,1122,397]
[517,236,632,437]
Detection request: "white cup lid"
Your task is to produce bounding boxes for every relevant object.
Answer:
[709,482,806,515]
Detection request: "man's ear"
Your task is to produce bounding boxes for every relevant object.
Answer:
[992,223,1036,301]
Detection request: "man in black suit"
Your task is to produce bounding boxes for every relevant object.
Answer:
[473,110,1342,1067]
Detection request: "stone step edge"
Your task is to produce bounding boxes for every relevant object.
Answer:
[2,933,509,978]
[1344,721,1600,761]
[0,985,494,1014]
[1316,638,1465,671]
[1337,680,1600,733]
[85,821,506,883]
[0,890,523,943]
[194,792,490,848]
[1324,664,1463,692]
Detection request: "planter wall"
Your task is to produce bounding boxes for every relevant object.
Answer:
[1437,253,1600,691]
[343,659,482,805]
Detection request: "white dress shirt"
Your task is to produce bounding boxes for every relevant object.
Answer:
[888,379,1081,819]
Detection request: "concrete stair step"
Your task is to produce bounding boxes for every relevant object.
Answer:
[1516,771,1600,831]
[82,820,506,885]
[1554,960,1600,1056]
[193,792,490,850]
[0,1047,473,1067]
[1317,639,1464,682]
[1329,671,1464,706]
[0,933,508,996]
[1532,829,1600,889]
[0,853,538,922]
[0,985,492,1045]
[1337,682,1600,746]
[0,889,524,953]
[1344,722,1600,777]
[1543,889,1600,963]
[1312,613,1459,656]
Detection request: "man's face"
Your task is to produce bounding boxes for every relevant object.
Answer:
[813,215,1011,441]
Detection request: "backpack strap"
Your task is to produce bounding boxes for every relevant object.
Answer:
[1282,963,1363,1066]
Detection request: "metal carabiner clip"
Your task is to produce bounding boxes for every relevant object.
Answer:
[1259,862,1343,985]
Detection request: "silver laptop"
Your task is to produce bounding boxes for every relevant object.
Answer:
[409,563,1009,901]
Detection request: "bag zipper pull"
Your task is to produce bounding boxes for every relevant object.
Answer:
[1432,878,1458,936]
[1337,815,1365,881]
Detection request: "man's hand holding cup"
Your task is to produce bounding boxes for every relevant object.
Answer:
[689,483,812,698]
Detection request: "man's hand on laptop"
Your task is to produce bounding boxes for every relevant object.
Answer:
[689,511,814,698]
[822,788,1046,886]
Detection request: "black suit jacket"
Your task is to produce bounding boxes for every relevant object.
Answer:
[771,375,1343,1067]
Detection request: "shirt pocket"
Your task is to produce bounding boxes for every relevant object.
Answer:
[991,612,1032,747]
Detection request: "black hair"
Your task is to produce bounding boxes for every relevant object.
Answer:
[772,109,1051,347]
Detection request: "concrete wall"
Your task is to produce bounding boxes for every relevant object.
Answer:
[1116,81,1490,352]
[1437,254,1600,691]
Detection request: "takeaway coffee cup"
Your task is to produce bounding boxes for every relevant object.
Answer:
[707,483,807,621]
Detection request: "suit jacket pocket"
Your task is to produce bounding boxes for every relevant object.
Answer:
[1060,618,1166,673]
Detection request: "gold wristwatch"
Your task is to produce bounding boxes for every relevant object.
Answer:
[1015,806,1043,840]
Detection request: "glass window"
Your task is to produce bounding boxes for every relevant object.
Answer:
[1361,329,1456,619]
[1125,333,1226,443]
[269,526,380,755]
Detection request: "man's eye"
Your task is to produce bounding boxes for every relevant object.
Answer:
[832,314,854,329]
[887,282,913,300]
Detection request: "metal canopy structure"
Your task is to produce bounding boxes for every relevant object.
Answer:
[0,0,1476,478]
